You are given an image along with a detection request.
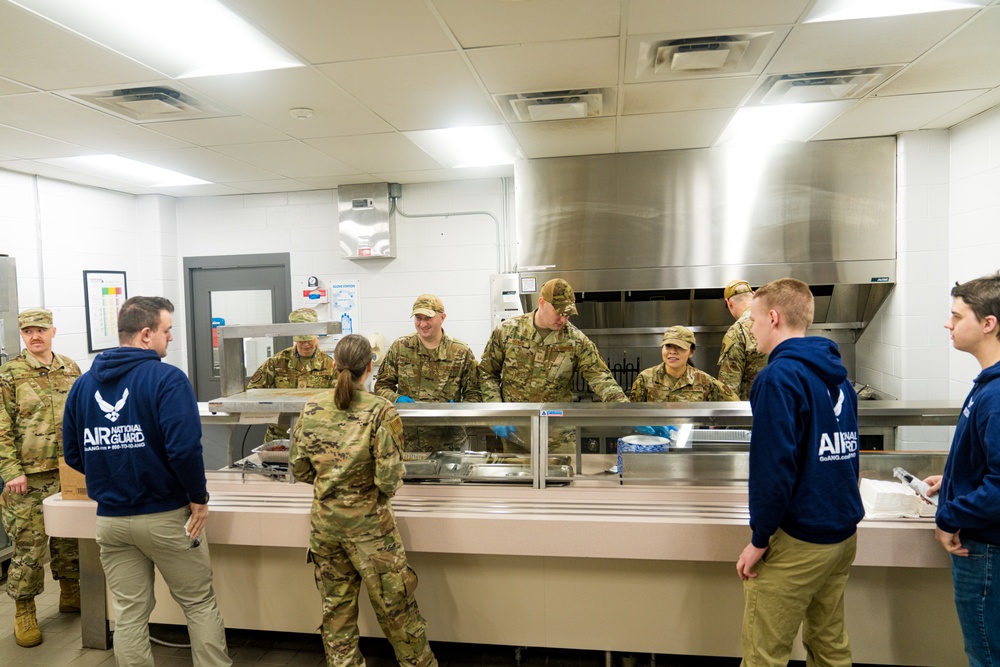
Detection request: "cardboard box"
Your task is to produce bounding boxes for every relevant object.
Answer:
[58,457,90,500]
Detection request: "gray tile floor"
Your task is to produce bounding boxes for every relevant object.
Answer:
[0,581,899,667]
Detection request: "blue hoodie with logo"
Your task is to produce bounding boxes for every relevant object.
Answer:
[63,346,207,517]
[748,336,865,548]
[936,359,1000,545]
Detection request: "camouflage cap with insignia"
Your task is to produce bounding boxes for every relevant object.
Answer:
[289,307,318,342]
[661,325,696,350]
[411,294,444,317]
[18,308,53,330]
[539,278,577,316]
[724,279,753,300]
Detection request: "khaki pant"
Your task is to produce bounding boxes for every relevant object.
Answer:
[0,470,79,600]
[741,530,857,667]
[96,507,231,667]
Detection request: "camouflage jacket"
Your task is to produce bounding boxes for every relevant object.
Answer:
[246,346,336,391]
[479,312,627,403]
[629,363,740,403]
[290,385,404,543]
[0,350,81,480]
[717,308,768,400]
[374,331,482,403]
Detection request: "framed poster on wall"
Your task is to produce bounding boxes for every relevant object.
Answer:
[83,270,128,352]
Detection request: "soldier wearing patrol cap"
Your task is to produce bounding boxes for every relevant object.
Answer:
[630,326,739,403]
[246,307,336,441]
[718,279,768,400]
[0,308,81,647]
[374,294,481,451]
[480,278,627,453]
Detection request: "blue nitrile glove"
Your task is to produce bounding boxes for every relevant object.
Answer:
[396,395,415,403]
[634,425,677,439]
[492,425,517,439]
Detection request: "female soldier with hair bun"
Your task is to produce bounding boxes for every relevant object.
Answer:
[290,334,437,667]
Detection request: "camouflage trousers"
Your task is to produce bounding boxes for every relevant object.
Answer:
[498,425,576,455]
[0,469,79,600]
[401,425,468,453]
[308,527,436,667]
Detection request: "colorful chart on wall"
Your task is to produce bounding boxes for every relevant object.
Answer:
[83,270,128,352]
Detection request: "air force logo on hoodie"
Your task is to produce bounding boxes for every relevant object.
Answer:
[818,388,858,462]
[82,388,146,452]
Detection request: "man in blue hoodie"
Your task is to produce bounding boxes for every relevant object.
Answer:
[735,278,864,667]
[63,296,231,667]
[924,273,1000,667]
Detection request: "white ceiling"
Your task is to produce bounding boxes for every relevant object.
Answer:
[0,0,998,196]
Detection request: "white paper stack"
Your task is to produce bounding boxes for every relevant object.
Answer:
[860,478,936,519]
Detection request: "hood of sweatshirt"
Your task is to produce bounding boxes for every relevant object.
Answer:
[768,336,848,390]
[91,347,161,384]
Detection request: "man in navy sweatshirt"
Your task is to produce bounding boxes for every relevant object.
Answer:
[925,274,1000,667]
[63,296,231,667]
[735,278,864,667]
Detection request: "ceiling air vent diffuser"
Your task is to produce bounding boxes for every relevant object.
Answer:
[60,84,229,123]
[494,89,616,123]
[627,28,788,82]
[747,67,900,105]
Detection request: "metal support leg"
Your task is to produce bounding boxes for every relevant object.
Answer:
[79,539,112,650]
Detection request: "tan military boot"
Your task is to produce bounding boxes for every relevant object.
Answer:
[14,598,42,647]
[59,579,81,613]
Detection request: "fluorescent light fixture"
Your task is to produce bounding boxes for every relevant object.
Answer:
[8,0,303,78]
[805,0,988,23]
[716,101,854,146]
[405,126,519,168]
[42,155,210,187]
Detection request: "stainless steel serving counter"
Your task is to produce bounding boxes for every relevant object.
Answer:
[46,399,964,665]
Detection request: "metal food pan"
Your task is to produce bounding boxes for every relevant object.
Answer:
[403,460,440,476]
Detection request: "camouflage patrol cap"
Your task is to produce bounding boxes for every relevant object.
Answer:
[539,278,577,316]
[18,308,53,330]
[289,308,318,342]
[724,279,753,300]
[661,326,696,350]
[411,294,444,317]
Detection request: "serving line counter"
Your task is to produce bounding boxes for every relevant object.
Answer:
[44,400,964,666]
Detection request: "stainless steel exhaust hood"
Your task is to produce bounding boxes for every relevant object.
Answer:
[513,137,897,386]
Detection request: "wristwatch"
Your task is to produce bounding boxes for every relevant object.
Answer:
[191,492,210,505]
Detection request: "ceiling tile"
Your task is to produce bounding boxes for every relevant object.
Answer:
[229,179,319,194]
[305,133,444,173]
[876,8,1000,96]
[182,68,393,138]
[0,93,192,152]
[926,88,1000,129]
[432,0,620,47]
[295,174,380,189]
[320,53,500,131]
[119,147,282,182]
[370,165,514,185]
[211,141,360,179]
[467,39,620,94]
[813,90,988,140]
[0,125,93,159]
[0,77,34,96]
[767,11,979,74]
[146,116,289,146]
[226,0,454,63]
[510,118,616,158]
[627,0,810,34]
[623,78,757,115]
[618,109,733,152]
[0,3,162,91]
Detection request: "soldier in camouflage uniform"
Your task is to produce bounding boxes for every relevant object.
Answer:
[375,294,481,452]
[480,278,627,453]
[630,326,740,403]
[247,307,336,441]
[291,334,436,667]
[718,279,768,400]
[0,308,81,647]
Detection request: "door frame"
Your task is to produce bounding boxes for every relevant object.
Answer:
[183,252,292,401]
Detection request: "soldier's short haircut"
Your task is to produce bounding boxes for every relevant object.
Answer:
[951,272,1000,340]
[118,296,174,343]
[754,278,814,331]
[334,334,373,410]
